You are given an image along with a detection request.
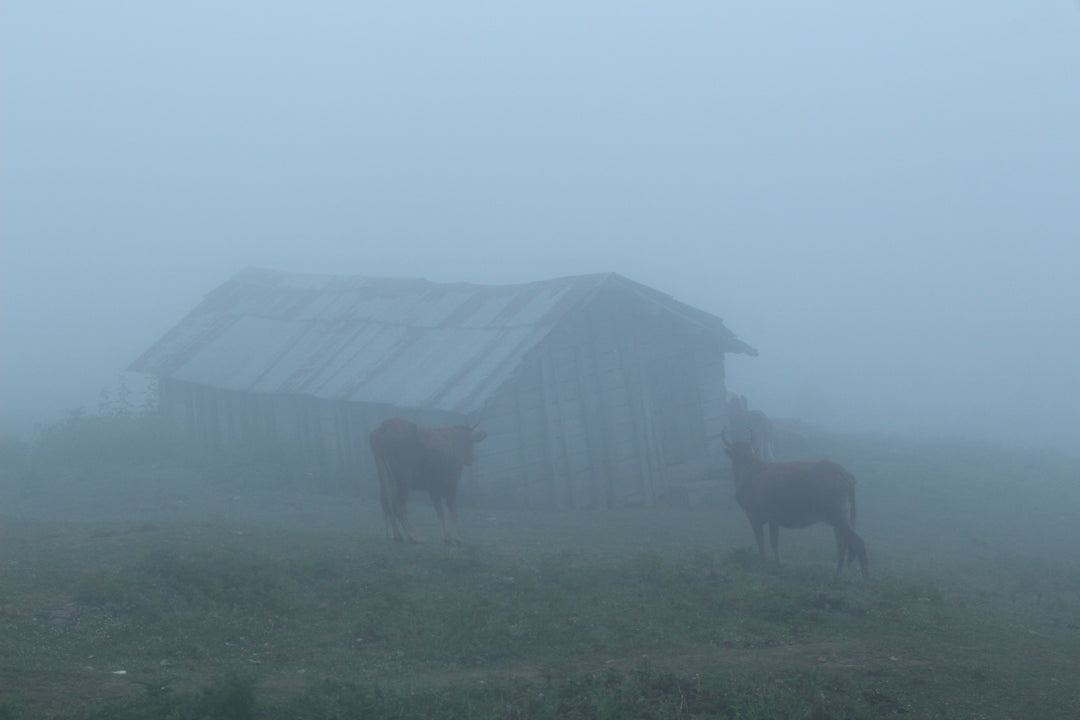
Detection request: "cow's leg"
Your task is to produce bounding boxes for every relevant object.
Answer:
[381,503,393,539]
[380,479,402,541]
[750,519,767,558]
[847,529,869,577]
[382,483,395,539]
[382,501,398,540]
[393,491,421,543]
[373,453,390,539]
[768,522,781,563]
[445,493,461,545]
[834,524,868,577]
[389,502,409,542]
[430,494,453,545]
[832,525,848,572]
[376,464,403,541]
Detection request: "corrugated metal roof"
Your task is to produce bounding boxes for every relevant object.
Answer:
[130,268,756,413]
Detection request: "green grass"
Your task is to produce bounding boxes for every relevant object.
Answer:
[2,421,1080,718]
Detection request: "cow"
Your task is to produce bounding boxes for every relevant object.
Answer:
[721,430,868,576]
[369,417,487,545]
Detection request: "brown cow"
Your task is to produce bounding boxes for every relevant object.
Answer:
[721,431,868,576]
[369,417,486,545]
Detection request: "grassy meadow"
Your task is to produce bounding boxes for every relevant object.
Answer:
[1,414,1078,718]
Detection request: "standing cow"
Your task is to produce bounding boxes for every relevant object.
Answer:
[369,417,487,545]
[721,431,868,576]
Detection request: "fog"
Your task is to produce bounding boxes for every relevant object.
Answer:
[3,1,1078,453]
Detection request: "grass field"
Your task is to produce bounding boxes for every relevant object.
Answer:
[1,418,1078,718]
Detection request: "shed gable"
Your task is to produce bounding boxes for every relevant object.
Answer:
[131,268,754,415]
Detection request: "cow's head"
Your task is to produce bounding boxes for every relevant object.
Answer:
[465,428,486,465]
[451,424,487,466]
[721,428,757,468]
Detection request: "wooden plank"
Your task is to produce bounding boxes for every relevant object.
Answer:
[630,327,664,504]
[539,348,569,510]
[581,307,619,508]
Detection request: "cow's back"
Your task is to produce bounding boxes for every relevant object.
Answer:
[371,418,420,482]
[743,459,854,528]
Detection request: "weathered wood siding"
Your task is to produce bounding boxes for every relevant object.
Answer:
[158,380,478,497]
[156,282,733,510]
[469,287,730,510]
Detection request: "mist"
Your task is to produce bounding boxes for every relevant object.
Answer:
[3,1,1079,453]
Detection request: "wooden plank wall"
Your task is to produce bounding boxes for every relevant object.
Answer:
[538,296,726,507]
[469,290,727,510]
[465,358,549,508]
[155,286,734,510]
[696,352,730,468]
[159,380,482,497]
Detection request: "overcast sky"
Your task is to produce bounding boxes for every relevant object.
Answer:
[3,1,1079,453]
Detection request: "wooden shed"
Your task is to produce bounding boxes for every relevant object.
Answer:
[130,268,756,509]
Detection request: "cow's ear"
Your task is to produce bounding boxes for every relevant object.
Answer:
[472,430,487,442]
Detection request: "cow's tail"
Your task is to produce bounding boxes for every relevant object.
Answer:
[846,471,857,528]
